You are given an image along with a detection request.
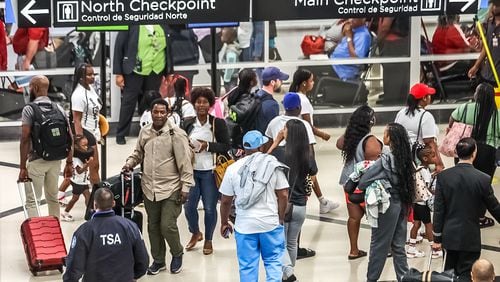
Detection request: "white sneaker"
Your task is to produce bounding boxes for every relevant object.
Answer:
[406,247,425,258]
[319,199,340,214]
[60,212,74,222]
[432,250,443,259]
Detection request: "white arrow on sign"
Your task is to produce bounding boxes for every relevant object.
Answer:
[449,0,476,12]
[21,0,49,25]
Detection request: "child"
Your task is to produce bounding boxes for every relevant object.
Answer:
[407,146,442,258]
[60,135,93,222]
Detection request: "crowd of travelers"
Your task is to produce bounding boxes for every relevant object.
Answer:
[12,2,500,281]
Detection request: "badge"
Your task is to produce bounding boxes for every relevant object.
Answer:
[493,36,499,48]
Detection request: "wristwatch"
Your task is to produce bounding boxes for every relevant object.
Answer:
[347,37,353,43]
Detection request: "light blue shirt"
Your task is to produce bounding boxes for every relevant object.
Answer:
[331,25,371,81]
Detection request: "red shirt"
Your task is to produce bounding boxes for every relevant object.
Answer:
[432,24,470,54]
[12,27,49,55]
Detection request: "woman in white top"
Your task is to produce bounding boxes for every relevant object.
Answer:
[394,83,444,172]
[181,87,230,256]
[71,63,102,186]
[159,74,196,127]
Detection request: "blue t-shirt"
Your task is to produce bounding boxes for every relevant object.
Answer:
[331,25,371,81]
[254,89,279,134]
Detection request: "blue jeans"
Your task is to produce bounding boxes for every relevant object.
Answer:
[235,225,285,282]
[184,170,218,240]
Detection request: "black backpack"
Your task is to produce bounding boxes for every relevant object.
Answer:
[228,92,261,131]
[29,102,71,161]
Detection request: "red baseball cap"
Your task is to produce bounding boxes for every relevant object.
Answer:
[409,83,436,99]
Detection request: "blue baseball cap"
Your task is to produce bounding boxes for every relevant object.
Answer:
[242,130,269,150]
[282,92,301,111]
[261,67,289,82]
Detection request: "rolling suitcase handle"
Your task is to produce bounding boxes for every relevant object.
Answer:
[120,171,135,218]
[426,246,447,273]
[17,180,41,219]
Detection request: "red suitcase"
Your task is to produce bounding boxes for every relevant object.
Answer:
[18,181,67,276]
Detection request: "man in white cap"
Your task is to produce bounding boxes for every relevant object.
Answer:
[219,130,289,282]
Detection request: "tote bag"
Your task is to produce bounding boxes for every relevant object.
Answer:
[439,104,473,158]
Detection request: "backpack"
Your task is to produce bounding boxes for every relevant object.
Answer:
[29,102,71,161]
[414,166,433,202]
[228,92,261,130]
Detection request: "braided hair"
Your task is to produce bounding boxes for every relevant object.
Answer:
[284,119,311,183]
[472,83,497,144]
[386,123,416,205]
[171,75,188,119]
[342,105,375,163]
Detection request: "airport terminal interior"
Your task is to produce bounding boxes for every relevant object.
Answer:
[0,0,500,281]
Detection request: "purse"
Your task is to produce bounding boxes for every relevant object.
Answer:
[439,104,473,158]
[411,110,427,163]
[212,118,235,188]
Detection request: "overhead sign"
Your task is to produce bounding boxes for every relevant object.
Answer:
[18,0,51,27]
[52,0,250,27]
[253,0,479,21]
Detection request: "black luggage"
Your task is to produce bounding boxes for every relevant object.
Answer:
[114,171,143,232]
[402,248,457,282]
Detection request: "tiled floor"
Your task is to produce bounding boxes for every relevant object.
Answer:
[0,126,499,281]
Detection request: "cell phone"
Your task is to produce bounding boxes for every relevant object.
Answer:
[190,138,202,152]
[223,227,232,239]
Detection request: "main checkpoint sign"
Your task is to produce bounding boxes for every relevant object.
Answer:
[253,0,480,21]
[52,0,250,27]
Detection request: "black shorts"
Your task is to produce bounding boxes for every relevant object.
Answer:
[71,182,90,195]
[413,204,431,224]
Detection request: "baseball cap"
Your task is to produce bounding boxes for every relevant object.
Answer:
[242,130,269,150]
[282,92,301,111]
[261,67,289,82]
[409,83,436,99]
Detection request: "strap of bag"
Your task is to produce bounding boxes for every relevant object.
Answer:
[416,110,427,142]
[212,116,216,166]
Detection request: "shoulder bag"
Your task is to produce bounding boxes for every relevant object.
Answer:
[438,104,473,158]
[212,117,235,188]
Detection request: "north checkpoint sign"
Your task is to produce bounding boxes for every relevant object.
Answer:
[253,0,480,21]
[52,0,250,27]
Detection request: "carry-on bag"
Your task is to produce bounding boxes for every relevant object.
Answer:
[18,181,67,276]
[402,247,457,281]
[115,171,143,232]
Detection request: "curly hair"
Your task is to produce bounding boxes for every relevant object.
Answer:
[342,105,375,163]
[289,69,312,93]
[386,123,415,205]
[191,87,216,107]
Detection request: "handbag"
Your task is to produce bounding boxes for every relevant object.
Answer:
[411,110,427,163]
[438,104,473,158]
[300,35,325,57]
[212,118,235,188]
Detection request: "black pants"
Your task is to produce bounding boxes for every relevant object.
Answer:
[445,250,480,282]
[379,37,410,105]
[116,72,162,138]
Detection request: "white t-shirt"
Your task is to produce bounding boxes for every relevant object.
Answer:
[71,158,90,185]
[219,155,289,234]
[298,92,314,126]
[237,22,253,49]
[395,108,439,144]
[190,118,214,171]
[165,97,196,119]
[265,115,316,146]
[71,84,102,139]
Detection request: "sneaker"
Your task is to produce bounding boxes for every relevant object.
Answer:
[283,274,297,282]
[147,262,166,275]
[116,136,126,145]
[432,250,443,259]
[406,247,425,258]
[319,199,340,214]
[170,255,183,274]
[60,212,74,222]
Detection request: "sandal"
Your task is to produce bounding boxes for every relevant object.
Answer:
[348,250,367,260]
[297,248,316,260]
[479,217,494,229]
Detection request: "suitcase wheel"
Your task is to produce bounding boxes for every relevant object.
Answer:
[58,266,63,273]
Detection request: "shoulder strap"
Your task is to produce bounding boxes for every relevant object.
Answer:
[416,110,427,141]
[458,103,469,123]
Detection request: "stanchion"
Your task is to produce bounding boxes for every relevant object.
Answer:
[475,18,500,107]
